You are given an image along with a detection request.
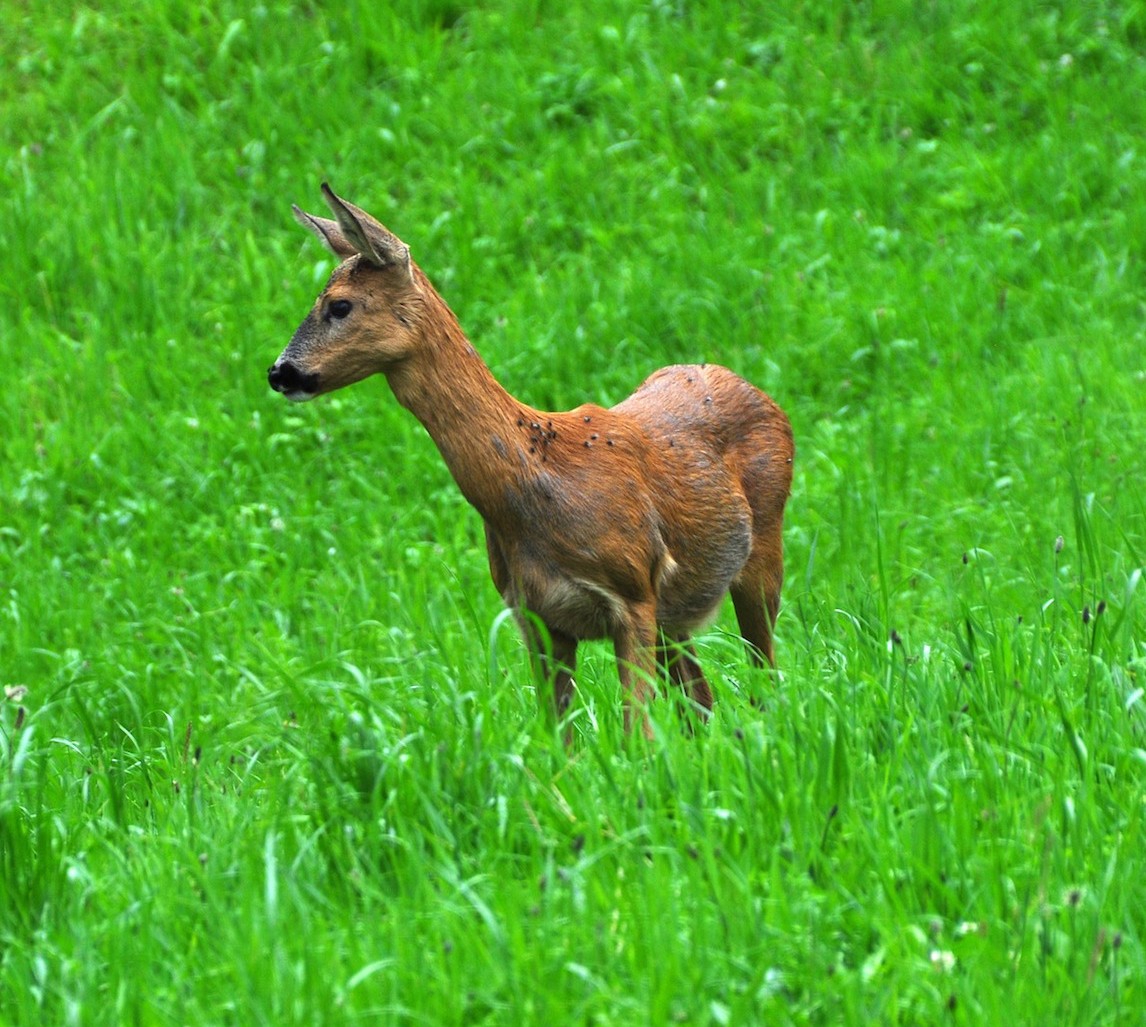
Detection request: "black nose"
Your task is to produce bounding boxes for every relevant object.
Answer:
[268,360,319,395]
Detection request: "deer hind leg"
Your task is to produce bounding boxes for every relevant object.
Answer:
[656,633,714,718]
[730,519,785,669]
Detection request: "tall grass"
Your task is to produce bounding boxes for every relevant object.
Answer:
[2,0,1144,1022]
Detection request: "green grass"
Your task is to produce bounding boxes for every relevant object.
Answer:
[3,0,1145,1022]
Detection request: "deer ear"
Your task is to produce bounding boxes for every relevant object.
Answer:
[292,205,360,259]
[320,183,412,276]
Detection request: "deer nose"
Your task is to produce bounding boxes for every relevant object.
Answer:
[268,360,320,396]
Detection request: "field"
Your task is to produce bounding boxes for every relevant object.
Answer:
[2,0,1145,1022]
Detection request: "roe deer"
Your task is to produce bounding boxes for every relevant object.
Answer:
[268,184,794,738]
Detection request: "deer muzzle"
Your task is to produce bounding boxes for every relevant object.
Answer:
[267,359,320,401]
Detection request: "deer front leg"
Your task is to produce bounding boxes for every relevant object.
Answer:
[488,528,579,725]
[613,603,658,739]
[520,616,578,723]
[657,634,714,718]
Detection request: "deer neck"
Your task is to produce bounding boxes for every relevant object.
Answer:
[385,288,531,520]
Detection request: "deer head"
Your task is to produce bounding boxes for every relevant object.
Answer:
[268,183,424,400]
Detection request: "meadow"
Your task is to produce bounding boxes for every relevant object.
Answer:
[2,0,1145,1022]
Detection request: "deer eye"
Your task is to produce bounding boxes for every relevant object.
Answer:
[328,299,353,320]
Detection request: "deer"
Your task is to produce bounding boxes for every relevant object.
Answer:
[268,184,794,739]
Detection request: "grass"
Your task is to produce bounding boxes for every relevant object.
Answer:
[2,0,1145,1022]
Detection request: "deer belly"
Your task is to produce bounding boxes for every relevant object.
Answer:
[516,576,625,641]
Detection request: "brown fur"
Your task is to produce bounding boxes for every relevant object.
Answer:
[269,185,794,738]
